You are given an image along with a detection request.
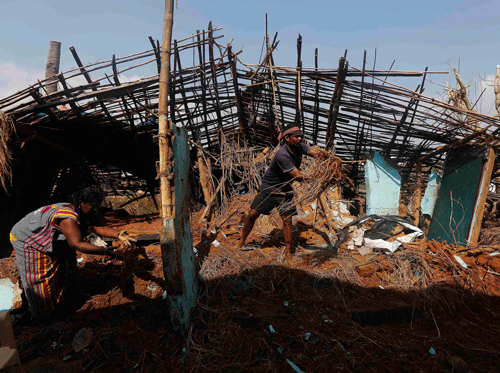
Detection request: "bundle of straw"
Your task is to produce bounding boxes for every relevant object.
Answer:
[278,154,354,214]
[0,111,14,191]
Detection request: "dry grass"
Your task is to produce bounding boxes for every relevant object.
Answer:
[278,154,353,214]
[0,110,14,191]
[219,136,270,199]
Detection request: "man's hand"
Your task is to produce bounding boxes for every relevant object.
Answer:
[308,147,331,161]
[118,230,139,247]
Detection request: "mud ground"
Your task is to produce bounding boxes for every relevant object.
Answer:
[2,195,500,372]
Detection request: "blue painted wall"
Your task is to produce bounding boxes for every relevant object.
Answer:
[365,152,401,215]
[421,170,442,217]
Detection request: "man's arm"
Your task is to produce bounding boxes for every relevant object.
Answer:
[288,168,305,182]
[307,148,328,160]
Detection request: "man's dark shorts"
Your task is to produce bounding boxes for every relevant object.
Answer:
[250,186,297,217]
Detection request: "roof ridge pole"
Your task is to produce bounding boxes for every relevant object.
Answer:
[159,0,174,221]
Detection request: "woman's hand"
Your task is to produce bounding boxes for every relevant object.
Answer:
[118,230,139,247]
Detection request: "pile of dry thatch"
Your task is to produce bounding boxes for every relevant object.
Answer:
[0,111,14,190]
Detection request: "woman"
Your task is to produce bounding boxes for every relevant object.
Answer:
[9,187,136,318]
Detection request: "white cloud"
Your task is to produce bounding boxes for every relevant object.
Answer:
[118,74,146,83]
[0,61,45,102]
[477,73,498,116]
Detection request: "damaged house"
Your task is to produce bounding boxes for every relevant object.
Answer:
[2,24,500,372]
[1,26,500,254]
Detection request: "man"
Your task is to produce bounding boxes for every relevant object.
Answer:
[10,187,137,319]
[238,124,326,259]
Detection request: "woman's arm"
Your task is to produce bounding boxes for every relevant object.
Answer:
[92,225,120,239]
[60,218,111,255]
[93,225,138,247]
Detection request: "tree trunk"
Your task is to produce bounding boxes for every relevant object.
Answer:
[45,41,61,95]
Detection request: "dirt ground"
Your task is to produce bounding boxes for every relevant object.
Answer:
[2,194,500,372]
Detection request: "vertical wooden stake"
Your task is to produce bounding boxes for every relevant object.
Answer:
[411,161,422,224]
[159,0,174,222]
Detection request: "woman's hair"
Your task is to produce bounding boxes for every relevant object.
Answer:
[70,187,104,207]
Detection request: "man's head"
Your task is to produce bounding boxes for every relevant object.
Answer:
[279,124,303,147]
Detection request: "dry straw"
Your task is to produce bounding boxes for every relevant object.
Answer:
[0,110,14,191]
[278,153,354,214]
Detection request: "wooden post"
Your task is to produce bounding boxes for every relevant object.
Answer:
[227,45,247,142]
[411,161,422,224]
[295,34,303,126]
[495,65,500,116]
[313,48,320,144]
[161,126,198,336]
[158,0,174,221]
[45,41,61,95]
[468,147,496,245]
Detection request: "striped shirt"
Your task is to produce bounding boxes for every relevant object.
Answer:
[10,203,80,253]
[10,203,80,317]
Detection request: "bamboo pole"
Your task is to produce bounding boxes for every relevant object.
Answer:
[159,0,174,222]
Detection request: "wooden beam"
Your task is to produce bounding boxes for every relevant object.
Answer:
[208,21,225,138]
[228,45,247,142]
[57,74,81,117]
[112,54,136,131]
[353,50,367,162]
[313,47,320,144]
[468,147,496,245]
[29,89,59,122]
[69,46,113,121]
[295,34,303,127]
[148,36,162,74]
[326,57,348,150]
[173,40,197,139]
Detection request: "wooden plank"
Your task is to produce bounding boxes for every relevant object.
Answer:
[468,147,496,245]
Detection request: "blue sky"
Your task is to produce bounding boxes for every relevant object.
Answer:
[1,0,499,114]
